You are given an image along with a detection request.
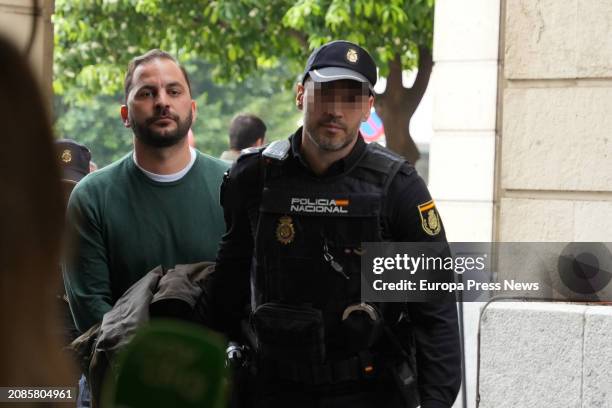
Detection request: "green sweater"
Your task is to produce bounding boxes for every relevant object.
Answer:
[63,151,229,332]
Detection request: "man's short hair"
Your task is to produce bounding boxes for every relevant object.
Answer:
[229,114,267,150]
[124,49,192,102]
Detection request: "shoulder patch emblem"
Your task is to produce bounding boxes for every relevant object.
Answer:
[417,200,442,236]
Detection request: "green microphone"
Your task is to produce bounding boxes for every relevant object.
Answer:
[101,320,227,408]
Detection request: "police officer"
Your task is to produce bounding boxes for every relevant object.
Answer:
[205,40,461,408]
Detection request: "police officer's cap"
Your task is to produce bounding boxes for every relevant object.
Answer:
[301,40,377,93]
[55,139,91,184]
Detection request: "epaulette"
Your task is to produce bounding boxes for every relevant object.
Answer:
[358,142,406,175]
[367,143,416,177]
[367,142,405,163]
[262,139,291,162]
[237,145,265,163]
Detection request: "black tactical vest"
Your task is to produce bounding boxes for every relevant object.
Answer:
[249,141,405,362]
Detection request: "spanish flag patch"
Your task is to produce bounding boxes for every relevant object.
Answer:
[417,200,442,236]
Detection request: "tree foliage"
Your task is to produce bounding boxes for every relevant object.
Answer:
[53,0,435,163]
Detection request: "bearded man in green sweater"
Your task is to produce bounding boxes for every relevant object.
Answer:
[63,49,229,334]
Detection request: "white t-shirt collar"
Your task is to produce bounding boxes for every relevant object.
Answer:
[133,147,197,183]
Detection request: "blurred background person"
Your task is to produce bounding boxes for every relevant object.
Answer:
[0,35,76,402]
[55,139,93,345]
[220,113,267,162]
[55,138,93,407]
[56,139,92,206]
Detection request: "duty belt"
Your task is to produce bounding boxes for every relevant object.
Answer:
[269,351,379,386]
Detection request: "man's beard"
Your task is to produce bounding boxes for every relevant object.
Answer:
[131,110,192,148]
[305,117,357,152]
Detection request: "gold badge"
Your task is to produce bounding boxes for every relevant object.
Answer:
[61,149,72,163]
[346,48,359,63]
[276,216,295,245]
[418,200,442,236]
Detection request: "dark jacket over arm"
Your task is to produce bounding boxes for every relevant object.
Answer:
[203,154,262,340]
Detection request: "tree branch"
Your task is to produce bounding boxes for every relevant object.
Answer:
[408,45,433,101]
[388,53,404,89]
[382,53,409,104]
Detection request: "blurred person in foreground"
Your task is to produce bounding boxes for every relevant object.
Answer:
[0,35,75,401]
[220,113,267,162]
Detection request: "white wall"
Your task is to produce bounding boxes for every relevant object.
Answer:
[430,0,500,244]
[431,1,502,407]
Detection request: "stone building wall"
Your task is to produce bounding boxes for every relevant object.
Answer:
[432,1,612,407]
[498,0,612,242]
[0,0,54,106]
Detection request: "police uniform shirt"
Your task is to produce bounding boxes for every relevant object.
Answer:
[205,128,461,408]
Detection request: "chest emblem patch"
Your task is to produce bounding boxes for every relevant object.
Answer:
[418,200,442,236]
[276,215,295,245]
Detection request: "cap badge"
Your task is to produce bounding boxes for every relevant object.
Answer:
[346,49,359,63]
[61,149,72,163]
[276,215,295,245]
